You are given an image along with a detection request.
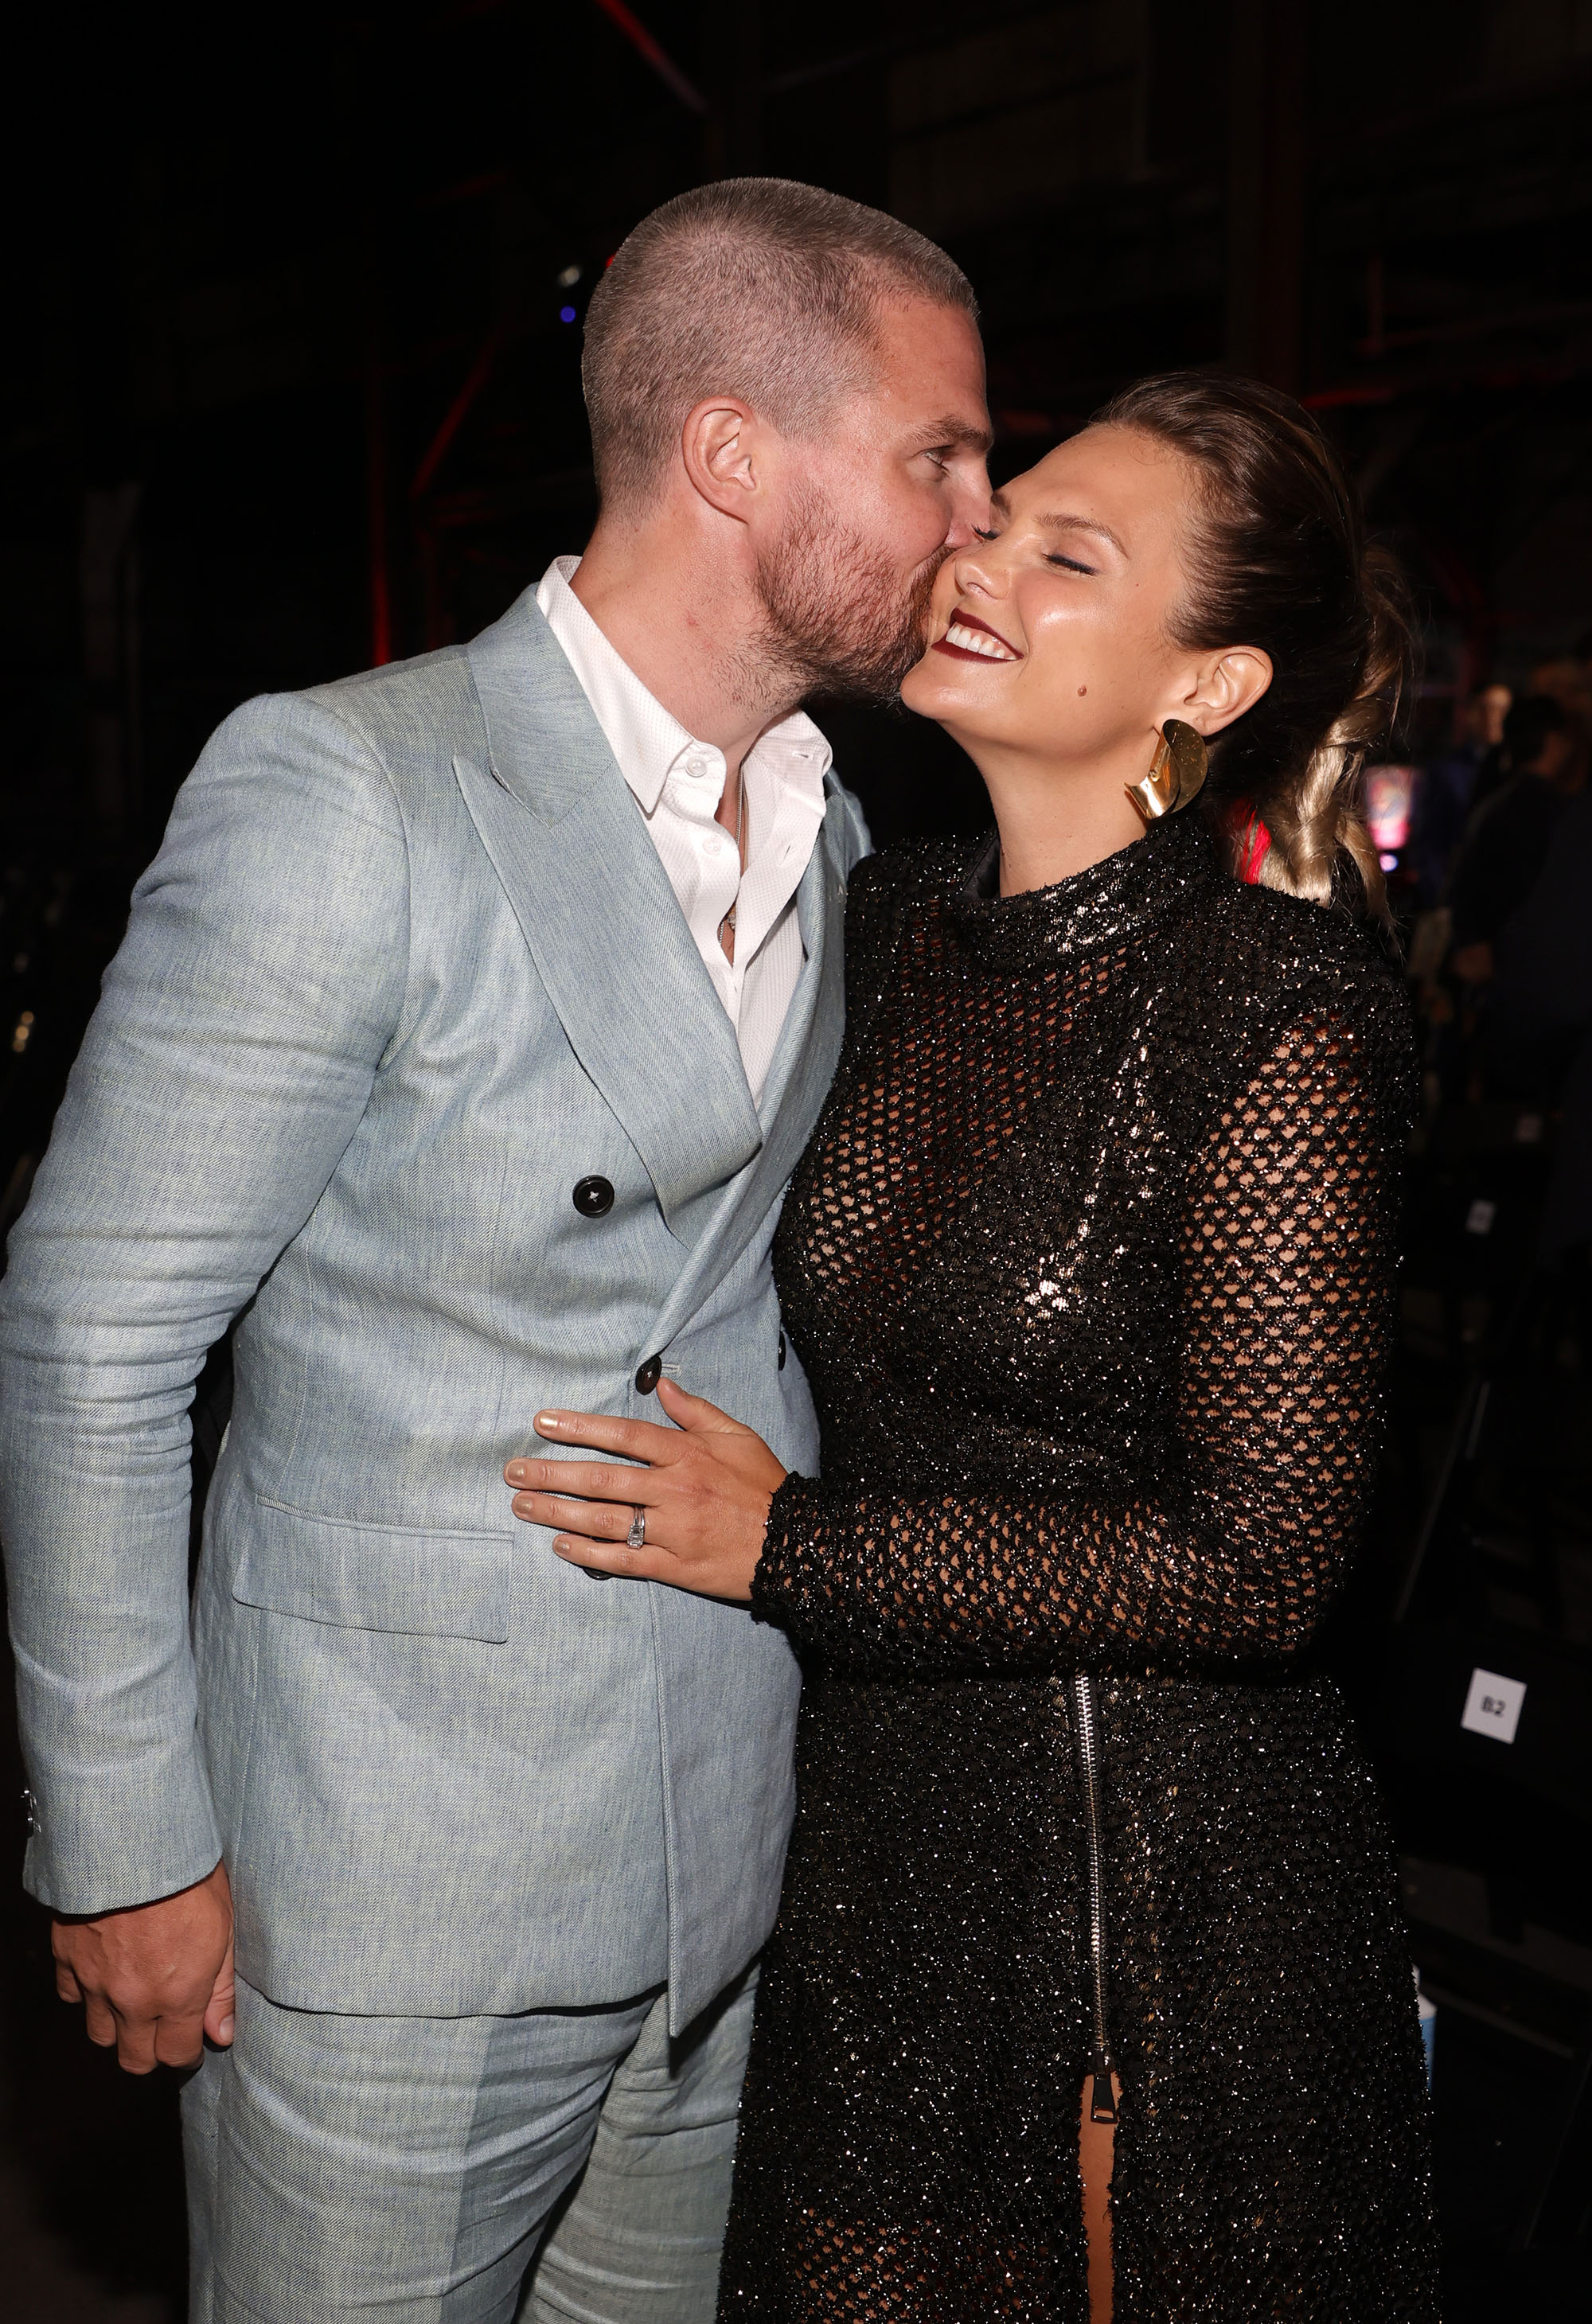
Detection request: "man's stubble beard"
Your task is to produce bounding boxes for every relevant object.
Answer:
[739,478,950,710]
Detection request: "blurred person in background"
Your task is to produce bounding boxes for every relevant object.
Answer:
[1487,774,1592,1134]
[1408,677,1509,906]
[1449,692,1587,1001]
[1530,627,1592,742]
[1450,688,1580,1105]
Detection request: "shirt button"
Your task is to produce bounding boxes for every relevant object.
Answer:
[572,1176,615,1219]
[634,1354,663,1396]
[778,1331,787,1371]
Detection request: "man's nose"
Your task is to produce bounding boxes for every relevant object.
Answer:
[942,458,994,551]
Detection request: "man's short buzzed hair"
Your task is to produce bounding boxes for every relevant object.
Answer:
[581,177,977,513]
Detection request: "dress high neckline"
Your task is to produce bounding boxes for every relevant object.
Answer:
[950,807,1219,970]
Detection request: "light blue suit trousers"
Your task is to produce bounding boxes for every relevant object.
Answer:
[183,1970,759,2323]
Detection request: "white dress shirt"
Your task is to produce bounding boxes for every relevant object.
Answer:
[536,556,831,1107]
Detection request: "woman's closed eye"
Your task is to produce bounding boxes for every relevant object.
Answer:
[1045,551,1098,576]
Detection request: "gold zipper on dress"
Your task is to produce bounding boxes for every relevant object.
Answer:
[1071,1673,1119,2124]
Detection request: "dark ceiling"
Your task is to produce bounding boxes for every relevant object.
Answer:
[6,1,1592,853]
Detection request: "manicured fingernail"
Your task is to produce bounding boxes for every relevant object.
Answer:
[535,1413,563,1432]
[512,1495,535,1517]
[552,1538,573,1557]
[219,2017,234,2044]
[505,1460,529,1483]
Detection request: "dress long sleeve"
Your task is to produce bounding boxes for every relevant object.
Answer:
[754,871,1409,1678]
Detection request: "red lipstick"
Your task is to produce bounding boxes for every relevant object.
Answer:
[931,606,1024,663]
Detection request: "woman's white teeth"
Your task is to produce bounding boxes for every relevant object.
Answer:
[946,621,1017,661]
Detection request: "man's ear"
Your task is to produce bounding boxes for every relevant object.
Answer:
[681,396,762,522]
[1178,645,1274,737]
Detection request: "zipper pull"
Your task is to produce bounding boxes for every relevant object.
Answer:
[1089,2051,1118,2124]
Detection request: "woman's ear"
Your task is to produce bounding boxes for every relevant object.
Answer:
[680,396,761,521]
[1180,645,1274,737]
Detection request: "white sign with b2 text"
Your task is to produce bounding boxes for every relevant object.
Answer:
[1461,1667,1527,1745]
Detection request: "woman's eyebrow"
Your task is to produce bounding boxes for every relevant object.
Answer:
[1032,510,1127,556]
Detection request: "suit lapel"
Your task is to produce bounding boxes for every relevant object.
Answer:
[459,588,763,1246]
[646,791,850,1358]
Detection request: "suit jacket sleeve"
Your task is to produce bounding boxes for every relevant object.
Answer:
[0,692,410,1915]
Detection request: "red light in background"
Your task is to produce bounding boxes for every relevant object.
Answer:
[1364,764,1415,854]
[588,0,708,115]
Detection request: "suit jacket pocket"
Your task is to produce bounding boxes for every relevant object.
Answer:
[236,1496,512,1641]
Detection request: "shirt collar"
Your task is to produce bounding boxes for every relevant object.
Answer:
[537,555,832,815]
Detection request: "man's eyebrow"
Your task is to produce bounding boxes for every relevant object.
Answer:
[917,414,995,454]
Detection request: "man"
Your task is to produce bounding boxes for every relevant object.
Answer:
[1450,692,1587,993]
[1492,782,1592,1255]
[0,178,992,2322]
[1530,633,1592,745]
[1408,677,1509,906]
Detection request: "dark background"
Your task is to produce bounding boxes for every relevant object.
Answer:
[2,2,1590,2317]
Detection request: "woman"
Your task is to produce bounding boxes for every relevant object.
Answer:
[505,372,1440,2320]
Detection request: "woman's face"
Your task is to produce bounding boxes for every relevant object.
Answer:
[900,424,1219,766]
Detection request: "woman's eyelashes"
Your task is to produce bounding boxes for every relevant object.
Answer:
[965,528,1094,570]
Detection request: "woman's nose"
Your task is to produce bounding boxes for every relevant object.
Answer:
[949,544,1009,598]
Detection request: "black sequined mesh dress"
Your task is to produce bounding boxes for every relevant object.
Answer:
[716,810,1439,2322]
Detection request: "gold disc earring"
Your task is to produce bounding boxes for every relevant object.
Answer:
[1126,719,1209,825]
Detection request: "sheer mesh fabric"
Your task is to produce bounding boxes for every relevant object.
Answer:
[718,816,1438,2322]
[759,1020,1388,1673]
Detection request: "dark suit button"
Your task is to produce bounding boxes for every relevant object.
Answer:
[634,1354,663,1395]
[572,1176,615,1219]
[778,1331,787,1371]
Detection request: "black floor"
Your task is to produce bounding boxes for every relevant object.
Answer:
[1430,2010,1590,2321]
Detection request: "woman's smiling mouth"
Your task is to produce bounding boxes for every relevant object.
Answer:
[932,608,1024,663]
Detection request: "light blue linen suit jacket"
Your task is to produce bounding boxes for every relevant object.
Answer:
[0,584,869,2030]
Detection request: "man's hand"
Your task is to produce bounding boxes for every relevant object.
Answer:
[52,1858,235,2074]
